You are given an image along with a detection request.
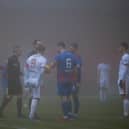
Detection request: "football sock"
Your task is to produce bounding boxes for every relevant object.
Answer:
[123,99,129,117]
[17,97,22,116]
[73,96,80,114]
[68,100,72,114]
[29,99,38,119]
[62,101,68,117]
[29,97,32,111]
[99,89,103,102]
[103,89,107,102]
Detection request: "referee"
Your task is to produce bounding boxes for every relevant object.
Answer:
[0,45,24,118]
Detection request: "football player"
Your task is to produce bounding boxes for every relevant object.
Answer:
[24,43,50,121]
[69,43,82,118]
[118,42,129,118]
[50,42,80,120]
[97,63,111,102]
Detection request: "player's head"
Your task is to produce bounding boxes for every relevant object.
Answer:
[119,42,129,53]
[69,42,79,53]
[57,41,66,53]
[13,45,22,57]
[35,43,46,54]
[33,40,42,49]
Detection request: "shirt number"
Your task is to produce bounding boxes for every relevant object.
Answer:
[66,58,72,69]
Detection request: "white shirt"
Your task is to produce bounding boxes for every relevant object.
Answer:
[97,63,111,81]
[118,53,129,81]
[24,53,47,88]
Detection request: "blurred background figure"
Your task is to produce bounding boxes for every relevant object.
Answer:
[0,60,8,98]
[0,45,25,118]
[97,62,111,102]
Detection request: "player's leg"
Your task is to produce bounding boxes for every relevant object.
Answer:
[29,97,32,111]
[29,87,40,120]
[1,78,8,98]
[99,80,105,102]
[23,87,31,109]
[122,96,129,117]
[63,83,73,119]
[29,98,40,120]
[28,91,39,119]
[99,81,103,102]
[118,80,129,117]
[67,95,72,116]
[0,95,13,117]
[16,83,25,118]
[99,87,103,102]
[61,95,69,119]
[102,83,107,102]
[16,95,24,118]
[103,87,108,102]
[0,80,14,117]
[58,83,69,119]
[72,85,80,117]
[123,82,129,117]
[103,81,109,102]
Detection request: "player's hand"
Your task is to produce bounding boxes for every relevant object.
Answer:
[44,64,51,74]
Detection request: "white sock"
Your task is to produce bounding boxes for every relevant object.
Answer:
[123,99,129,117]
[29,99,38,119]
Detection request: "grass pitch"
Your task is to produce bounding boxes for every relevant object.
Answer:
[0,96,129,129]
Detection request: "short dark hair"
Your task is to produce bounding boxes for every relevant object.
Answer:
[57,41,66,48]
[36,43,45,52]
[120,42,129,50]
[70,42,79,49]
[33,40,40,45]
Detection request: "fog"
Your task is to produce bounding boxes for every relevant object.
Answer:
[0,0,129,96]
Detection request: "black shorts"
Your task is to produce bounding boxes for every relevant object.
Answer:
[8,79,23,96]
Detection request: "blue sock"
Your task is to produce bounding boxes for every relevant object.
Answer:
[68,101,72,114]
[73,96,80,114]
[62,101,68,116]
